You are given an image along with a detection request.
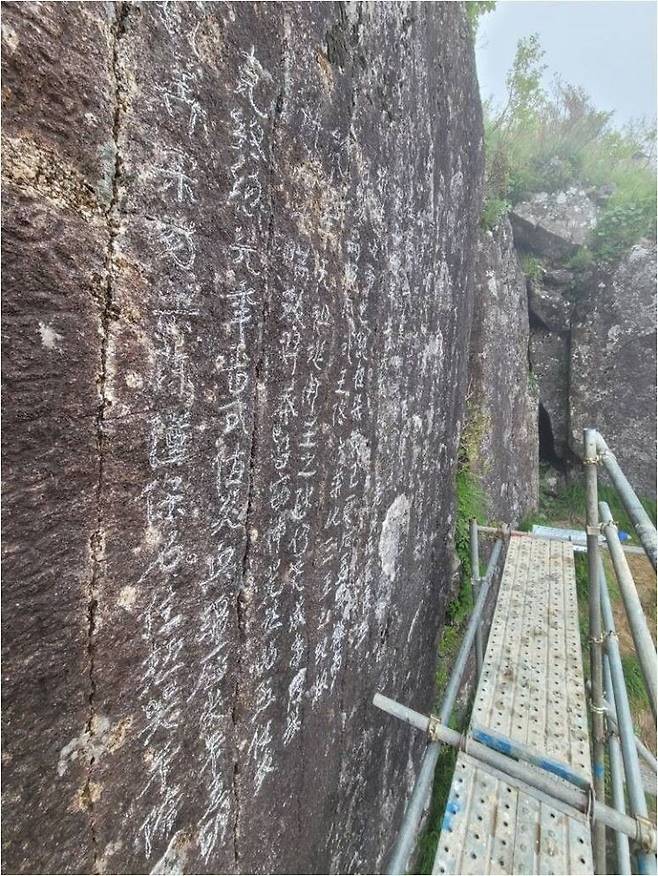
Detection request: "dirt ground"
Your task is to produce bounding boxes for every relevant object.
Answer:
[610,552,657,753]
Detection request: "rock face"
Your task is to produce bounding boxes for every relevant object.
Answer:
[1,4,484,875]
[527,277,572,334]
[511,188,597,260]
[526,267,574,463]
[467,218,538,525]
[570,243,657,493]
[513,184,656,495]
[529,328,571,462]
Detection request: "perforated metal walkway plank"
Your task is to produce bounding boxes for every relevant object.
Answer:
[434,535,594,875]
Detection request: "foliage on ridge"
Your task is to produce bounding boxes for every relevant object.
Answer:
[482,33,657,261]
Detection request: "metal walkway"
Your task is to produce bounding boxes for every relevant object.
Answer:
[434,535,594,875]
[375,430,657,876]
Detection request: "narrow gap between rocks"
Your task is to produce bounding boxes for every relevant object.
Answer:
[538,402,562,469]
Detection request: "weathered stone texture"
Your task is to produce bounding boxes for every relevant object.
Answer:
[570,243,657,494]
[527,277,573,334]
[529,329,571,462]
[2,3,116,873]
[468,218,538,525]
[511,188,598,260]
[513,187,656,490]
[2,3,483,875]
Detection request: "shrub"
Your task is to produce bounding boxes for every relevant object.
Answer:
[566,247,595,272]
[484,34,657,258]
[466,1,496,36]
[591,195,657,262]
[521,254,543,281]
[481,195,511,230]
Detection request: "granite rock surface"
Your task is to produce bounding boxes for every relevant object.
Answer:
[570,243,657,494]
[511,188,598,260]
[1,3,484,873]
[468,218,538,526]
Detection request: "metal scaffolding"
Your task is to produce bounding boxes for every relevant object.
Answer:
[374,429,657,875]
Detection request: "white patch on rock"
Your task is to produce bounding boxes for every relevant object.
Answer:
[150,830,193,875]
[1,22,18,54]
[378,494,410,581]
[421,332,443,370]
[58,717,109,777]
[97,840,124,874]
[607,324,622,347]
[58,715,132,777]
[37,321,63,351]
[125,370,144,389]
[118,585,137,612]
[144,523,162,548]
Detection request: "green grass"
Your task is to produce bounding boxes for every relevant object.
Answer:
[484,37,657,259]
[454,466,487,578]
[575,552,651,733]
[518,468,656,536]
[481,195,510,231]
[574,553,590,675]
[598,483,657,534]
[574,547,620,621]
[520,254,544,282]
[434,465,484,692]
[415,459,487,872]
[435,464,487,692]
[414,745,459,874]
[621,653,651,713]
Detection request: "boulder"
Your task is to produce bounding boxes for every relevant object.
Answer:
[468,218,538,525]
[543,267,575,288]
[1,3,484,874]
[570,243,657,495]
[511,188,598,260]
[527,280,573,334]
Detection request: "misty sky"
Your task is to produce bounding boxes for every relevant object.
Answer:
[476,1,657,127]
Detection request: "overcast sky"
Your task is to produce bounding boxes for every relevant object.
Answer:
[475,1,657,127]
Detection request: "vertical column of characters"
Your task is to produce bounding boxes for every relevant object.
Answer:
[135,40,207,858]
[200,44,274,853]
[280,241,315,747]
[341,173,378,662]
[302,134,363,710]
[245,238,312,793]
[344,140,388,674]
[322,142,389,868]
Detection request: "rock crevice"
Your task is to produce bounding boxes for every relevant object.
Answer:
[231,16,288,869]
[510,188,657,492]
[85,6,131,867]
